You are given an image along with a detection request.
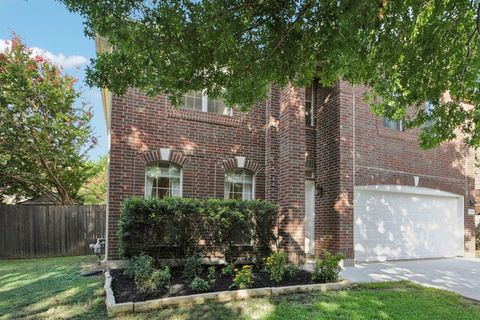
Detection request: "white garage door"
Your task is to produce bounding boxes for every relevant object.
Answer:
[354,185,464,262]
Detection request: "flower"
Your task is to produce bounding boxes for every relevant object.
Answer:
[34,55,44,63]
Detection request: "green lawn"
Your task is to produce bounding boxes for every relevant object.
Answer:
[0,256,105,319]
[2,257,480,320]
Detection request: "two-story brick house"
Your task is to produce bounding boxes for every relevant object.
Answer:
[98,43,477,265]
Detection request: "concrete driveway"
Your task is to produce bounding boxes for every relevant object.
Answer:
[341,258,480,301]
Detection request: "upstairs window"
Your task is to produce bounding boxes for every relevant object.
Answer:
[145,162,181,198]
[183,91,232,116]
[383,118,404,131]
[224,169,254,200]
[305,85,315,127]
[424,101,434,127]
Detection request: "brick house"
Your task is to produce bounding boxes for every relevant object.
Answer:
[98,47,477,266]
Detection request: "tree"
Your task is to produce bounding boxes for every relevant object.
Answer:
[0,36,96,204]
[78,155,107,205]
[61,0,480,148]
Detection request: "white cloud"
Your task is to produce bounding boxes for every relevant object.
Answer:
[0,39,89,69]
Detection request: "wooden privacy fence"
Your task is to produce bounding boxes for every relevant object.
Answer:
[0,205,106,259]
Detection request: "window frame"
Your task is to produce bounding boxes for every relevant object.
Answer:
[382,117,404,131]
[224,169,255,200]
[183,91,233,116]
[144,161,183,198]
[305,83,315,127]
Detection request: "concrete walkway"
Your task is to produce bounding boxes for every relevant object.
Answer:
[341,258,480,301]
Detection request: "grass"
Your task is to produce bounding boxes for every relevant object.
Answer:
[2,257,480,320]
[120,281,480,320]
[0,256,105,319]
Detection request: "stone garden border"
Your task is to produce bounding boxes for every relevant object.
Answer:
[104,271,353,317]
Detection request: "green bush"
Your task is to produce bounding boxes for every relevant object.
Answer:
[183,253,203,280]
[151,266,171,289]
[190,277,210,292]
[311,251,344,283]
[231,265,254,289]
[285,263,300,278]
[125,255,171,292]
[264,251,288,283]
[221,263,235,276]
[207,266,217,285]
[118,197,277,263]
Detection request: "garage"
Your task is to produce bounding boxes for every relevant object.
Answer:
[354,185,464,262]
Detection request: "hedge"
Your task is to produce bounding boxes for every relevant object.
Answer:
[118,197,278,263]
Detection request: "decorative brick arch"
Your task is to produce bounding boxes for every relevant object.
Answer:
[139,148,190,167]
[220,156,262,174]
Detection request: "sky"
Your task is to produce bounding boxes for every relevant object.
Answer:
[0,0,107,160]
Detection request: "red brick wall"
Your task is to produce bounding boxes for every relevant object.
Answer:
[277,85,306,264]
[107,83,476,261]
[108,89,266,259]
[349,83,476,256]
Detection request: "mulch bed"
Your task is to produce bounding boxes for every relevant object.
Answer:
[111,265,316,303]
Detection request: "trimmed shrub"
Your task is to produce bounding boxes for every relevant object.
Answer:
[311,251,344,283]
[118,197,277,263]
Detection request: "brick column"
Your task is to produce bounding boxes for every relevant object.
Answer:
[265,86,280,203]
[277,84,306,264]
[315,81,354,261]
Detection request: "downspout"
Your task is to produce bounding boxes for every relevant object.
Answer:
[105,92,112,270]
[352,85,356,189]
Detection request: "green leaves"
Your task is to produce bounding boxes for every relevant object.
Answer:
[0,36,96,204]
[118,197,277,263]
[61,0,480,148]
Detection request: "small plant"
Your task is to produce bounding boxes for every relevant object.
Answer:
[231,265,254,289]
[125,255,171,292]
[265,250,288,283]
[190,277,210,292]
[221,263,235,276]
[285,264,300,278]
[183,252,203,279]
[311,251,344,283]
[207,266,217,285]
[151,266,171,289]
[124,254,154,279]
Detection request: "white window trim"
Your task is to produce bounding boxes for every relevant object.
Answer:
[144,162,183,198]
[383,117,404,131]
[308,83,315,127]
[184,91,233,116]
[224,170,255,200]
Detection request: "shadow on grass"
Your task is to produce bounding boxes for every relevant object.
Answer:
[0,256,106,320]
[122,281,480,320]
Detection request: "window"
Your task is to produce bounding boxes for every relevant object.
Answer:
[424,101,434,127]
[183,91,203,111]
[383,118,404,131]
[224,169,254,200]
[183,91,232,115]
[305,84,315,126]
[145,162,181,198]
